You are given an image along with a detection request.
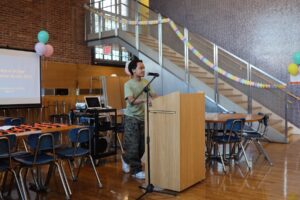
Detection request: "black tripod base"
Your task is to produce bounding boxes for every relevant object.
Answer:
[136,184,177,200]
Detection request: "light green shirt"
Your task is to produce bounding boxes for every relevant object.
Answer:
[124,78,155,121]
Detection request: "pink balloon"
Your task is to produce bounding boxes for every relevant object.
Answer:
[44,44,54,57]
[125,61,131,76]
[34,42,46,56]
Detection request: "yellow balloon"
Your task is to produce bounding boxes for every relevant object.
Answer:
[288,63,299,76]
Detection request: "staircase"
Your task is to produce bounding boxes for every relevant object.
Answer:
[136,34,298,139]
[84,1,300,143]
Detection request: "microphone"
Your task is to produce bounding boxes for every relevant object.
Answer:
[147,72,159,77]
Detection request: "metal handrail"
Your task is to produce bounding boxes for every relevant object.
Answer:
[85,0,297,137]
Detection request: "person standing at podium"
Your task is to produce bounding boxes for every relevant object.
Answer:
[122,57,157,180]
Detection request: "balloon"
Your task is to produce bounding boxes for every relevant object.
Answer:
[125,61,131,76]
[293,52,300,64]
[44,44,54,57]
[37,30,49,44]
[288,63,299,76]
[34,42,46,56]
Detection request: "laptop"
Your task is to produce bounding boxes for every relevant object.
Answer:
[84,96,103,110]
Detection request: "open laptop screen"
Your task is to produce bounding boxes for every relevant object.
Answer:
[84,96,101,109]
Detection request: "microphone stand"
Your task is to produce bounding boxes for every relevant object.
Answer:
[132,76,176,200]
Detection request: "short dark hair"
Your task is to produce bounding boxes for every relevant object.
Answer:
[128,58,143,75]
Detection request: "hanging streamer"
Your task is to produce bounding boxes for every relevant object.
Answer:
[168,20,285,89]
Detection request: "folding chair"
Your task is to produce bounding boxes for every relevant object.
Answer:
[56,128,102,189]
[243,113,273,165]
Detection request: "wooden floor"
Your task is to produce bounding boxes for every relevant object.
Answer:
[7,135,300,200]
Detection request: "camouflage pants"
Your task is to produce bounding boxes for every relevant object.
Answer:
[123,115,145,174]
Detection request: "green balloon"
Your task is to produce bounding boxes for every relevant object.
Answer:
[293,52,300,64]
[37,30,49,44]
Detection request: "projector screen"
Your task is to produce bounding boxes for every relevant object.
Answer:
[0,48,41,108]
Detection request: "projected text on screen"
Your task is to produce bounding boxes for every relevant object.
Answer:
[0,48,41,108]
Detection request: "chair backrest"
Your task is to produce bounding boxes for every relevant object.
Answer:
[52,131,62,147]
[257,112,270,135]
[3,118,13,125]
[27,133,55,150]
[33,133,55,164]
[224,118,245,138]
[10,118,22,126]
[0,135,15,168]
[68,128,91,156]
[68,128,90,144]
[0,137,10,156]
[0,135,17,155]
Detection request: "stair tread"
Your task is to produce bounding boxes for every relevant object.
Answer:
[219,88,234,91]
[269,119,282,125]
[253,106,262,110]
[277,126,293,134]
[224,94,243,97]
[207,82,225,86]
[235,100,248,104]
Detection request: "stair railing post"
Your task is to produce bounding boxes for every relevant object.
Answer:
[158,14,164,95]
[84,7,87,41]
[135,1,139,50]
[184,27,190,93]
[158,14,163,66]
[247,64,253,114]
[285,93,288,142]
[213,44,219,105]
[99,0,103,37]
[114,0,119,36]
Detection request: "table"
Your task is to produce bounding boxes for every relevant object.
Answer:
[205,113,264,123]
[205,113,264,167]
[0,123,83,137]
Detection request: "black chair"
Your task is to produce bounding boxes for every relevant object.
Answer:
[14,133,71,200]
[56,128,102,189]
[0,135,25,200]
[243,113,272,165]
[3,118,12,125]
[212,118,250,173]
[0,134,28,199]
[4,118,22,126]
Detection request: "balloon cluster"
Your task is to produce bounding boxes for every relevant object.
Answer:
[288,52,300,76]
[34,30,54,57]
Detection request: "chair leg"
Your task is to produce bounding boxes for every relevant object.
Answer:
[44,163,55,187]
[59,161,72,196]
[217,148,227,174]
[75,157,84,180]
[0,172,8,195]
[255,140,273,166]
[19,168,28,200]
[30,168,40,191]
[10,169,26,200]
[54,162,71,200]
[22,139,29,152]
[67,160,76,181]
[240,143,251,170]
[88,155,102,188]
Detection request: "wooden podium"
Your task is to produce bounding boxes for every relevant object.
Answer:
[145,92,206,192]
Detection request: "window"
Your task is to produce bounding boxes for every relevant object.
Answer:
[93,44,130,66]
[90,0,129,32]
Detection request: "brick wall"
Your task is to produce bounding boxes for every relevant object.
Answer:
[0,0,91,64]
